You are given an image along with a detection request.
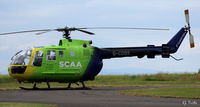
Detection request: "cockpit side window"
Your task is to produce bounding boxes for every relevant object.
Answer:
[24,49,32,65]
[32,51,43,66]
[47,50,56,61]
[10,48,32,65]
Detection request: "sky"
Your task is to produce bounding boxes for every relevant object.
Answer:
[0,0,200,75]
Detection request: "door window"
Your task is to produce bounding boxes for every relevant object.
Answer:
[47,50,56,61]
[32,51,43,66]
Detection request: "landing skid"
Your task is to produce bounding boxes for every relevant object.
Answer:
[19,87,91,90]
[20,81,90,90]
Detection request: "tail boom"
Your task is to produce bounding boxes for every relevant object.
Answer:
[98,27,188,59]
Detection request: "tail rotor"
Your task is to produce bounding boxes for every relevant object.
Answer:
[185,9,195,48]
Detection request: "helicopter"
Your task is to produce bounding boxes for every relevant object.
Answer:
[0,9,194,89]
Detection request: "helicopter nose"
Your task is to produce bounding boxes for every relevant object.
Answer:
[8,65,11,74]
[10,66,27,74]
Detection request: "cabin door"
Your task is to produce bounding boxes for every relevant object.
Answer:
[43,50,57,79]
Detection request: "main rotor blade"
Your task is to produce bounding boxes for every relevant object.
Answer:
[0,29,54,35]
[75,29,95,35]
[35,31,52,35]
[78,27,169,31]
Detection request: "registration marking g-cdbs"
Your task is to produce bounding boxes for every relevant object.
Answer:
[113,50,130,56]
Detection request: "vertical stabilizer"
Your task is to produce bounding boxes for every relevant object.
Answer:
[167,28,188,53]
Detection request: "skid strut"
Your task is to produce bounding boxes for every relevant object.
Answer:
[68,83,71,88]
[81,81,86,89]
[47,82,50,88]
[33,82,37,89]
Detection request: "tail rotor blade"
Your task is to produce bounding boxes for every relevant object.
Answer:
[185,9,190,26]
[189,33,195,48]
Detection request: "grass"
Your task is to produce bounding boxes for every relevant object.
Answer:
[119,87,200,99]
[0,102,57,107]
[1,73,200,99]
[86,73,200,87]
[0,73,200,90]
[0,75,15,83]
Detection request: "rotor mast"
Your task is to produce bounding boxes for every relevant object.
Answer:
[56,27,71,39]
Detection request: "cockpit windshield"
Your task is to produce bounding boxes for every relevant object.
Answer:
[10,48,32,65]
